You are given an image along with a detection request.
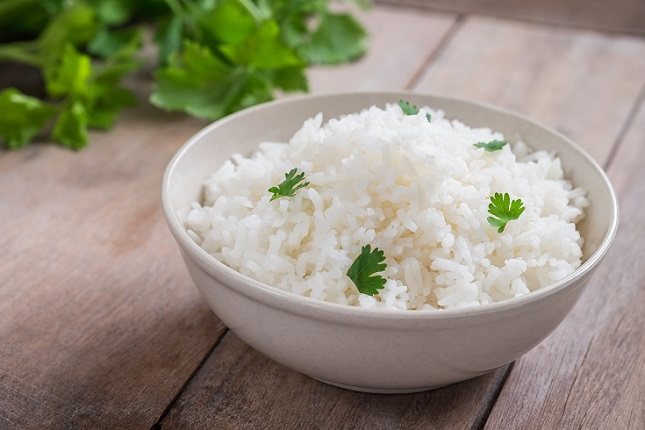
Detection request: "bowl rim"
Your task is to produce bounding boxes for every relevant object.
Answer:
[162,90,619,321]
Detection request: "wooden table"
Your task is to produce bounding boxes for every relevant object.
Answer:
[1,3,644,429]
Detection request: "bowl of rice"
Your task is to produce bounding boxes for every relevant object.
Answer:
[162,91,618,393]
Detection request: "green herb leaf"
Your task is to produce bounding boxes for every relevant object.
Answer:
[38,4,98,62]
[0,0,368,150]
[268,168,309,201]
[154,15,184,65]
[199,0,257,45]
[0,88,56,149]
[220,20,303,70]
[487,193,525,233]
[347,245,387,296]
[151,41,237,120]
[52,101,89,150]
[87,86,136,130]
[399,99,431,122]
[298,12,366,65]
[474,140,507,152]
[87,27,141,58]
[45,44,92,98]
[398,99,419,115]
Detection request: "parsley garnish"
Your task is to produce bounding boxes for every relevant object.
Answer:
[487,193,525,233]
[399,99,419,115]
[474,140,507,152]
[398,99,431,122]
[347,245,387,296]
[268,168,310,201]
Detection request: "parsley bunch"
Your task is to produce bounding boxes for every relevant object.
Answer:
[0,0,368,150]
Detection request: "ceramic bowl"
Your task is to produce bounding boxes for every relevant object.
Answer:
[162,92,618,393]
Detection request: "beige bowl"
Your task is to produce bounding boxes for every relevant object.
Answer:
[162,92,618,393]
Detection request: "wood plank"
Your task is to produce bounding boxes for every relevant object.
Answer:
[483,95,645,430]
[414,16,645,164]
[380,0,645,35]
[157,16,645,429]
[0,103,227,428]
[159,333,511,430]
[308,4,457,92]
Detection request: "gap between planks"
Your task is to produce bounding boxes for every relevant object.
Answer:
[376,0,645,36]
[150,332,229,430]
[602,81,645,170]
[405,14,466,90]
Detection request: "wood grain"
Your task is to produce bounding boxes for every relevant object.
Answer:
[159,333,511,430]
[414,16,645,164]
[483,95,645,430]
[379,0,645,35]
[308,5,456,92]
[0,104,227,429]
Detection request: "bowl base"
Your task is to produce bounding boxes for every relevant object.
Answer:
[312,377,449,394]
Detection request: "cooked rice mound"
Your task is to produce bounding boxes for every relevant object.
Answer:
[183,104,587,310]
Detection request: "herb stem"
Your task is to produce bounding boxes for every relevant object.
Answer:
[0,44,41,66]
[238,0,265,22]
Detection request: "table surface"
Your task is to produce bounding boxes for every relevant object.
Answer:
[1,3,644,429]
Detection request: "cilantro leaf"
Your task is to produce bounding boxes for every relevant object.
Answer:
[38,4,98,62]
[93,0,134,26]
[474,140,507,152]
[0,0,368,150]
[298,12,366,65]
[268,168,309,201]
[151,41,237,120]
[0,88,56,149]
[199,0,257,45]
[398,99,419,115]
[87,27,141,58]
[487,193,525,233]
[399,99,431,122]
[152,37,304,120]
[272,66,308,92]
[154,15,184,65]
[220,20,303,70]
[45,44,92,99]
[347,245,388,296]
[87,86,136,130]
[52,101,88,150]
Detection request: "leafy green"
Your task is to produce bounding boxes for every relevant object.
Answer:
[474,140,507,152]
[154,15,184,64]
[347,245,387,296]
[399,99,431,122]
[268,168,310,201]
[53,101,89,150]
[87,27,141,57]
[151,1,309,120]
[298,13,366,65]
[0,0,368,150]
[398,99,419,115]
[487,193,525,233]
[0,89,56,149]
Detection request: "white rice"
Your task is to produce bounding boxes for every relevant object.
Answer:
[182,104,587,310]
